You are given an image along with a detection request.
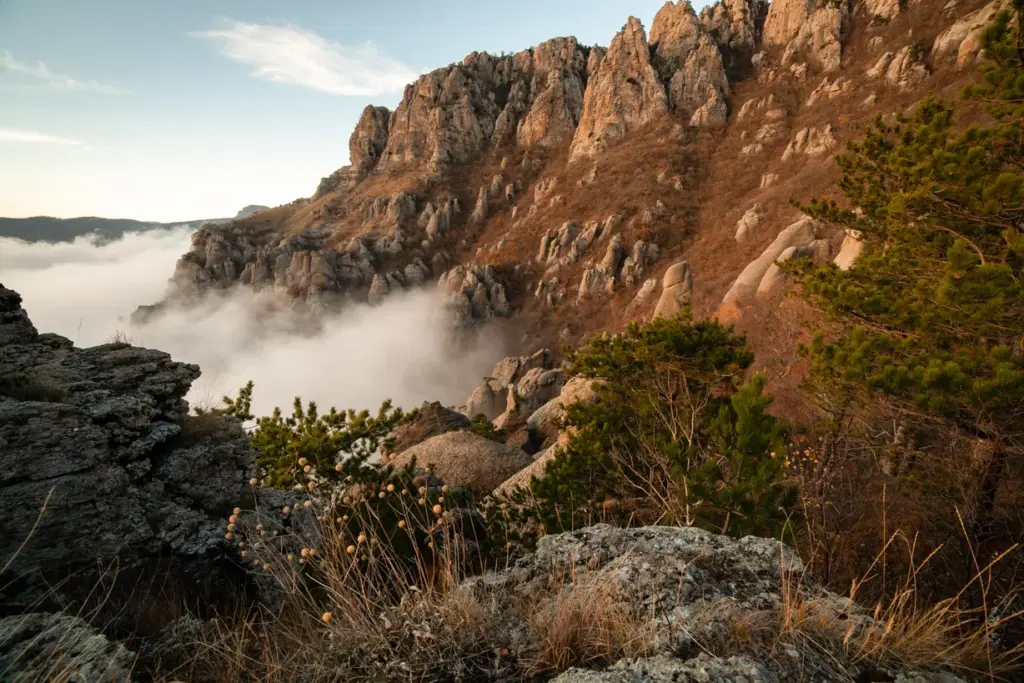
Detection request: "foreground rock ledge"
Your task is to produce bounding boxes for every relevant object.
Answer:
[0,283,256,609]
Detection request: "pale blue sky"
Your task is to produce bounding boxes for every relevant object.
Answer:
[0,0,707,222]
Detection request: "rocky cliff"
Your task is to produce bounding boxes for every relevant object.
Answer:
[0,284,257,614]
[136,0,997,373]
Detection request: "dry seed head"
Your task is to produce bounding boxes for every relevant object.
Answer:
[398,520,406,529]
[378,491,386,498]
[228,514,238,524]
[232,507,241,515]
[227,523,236,531]
[441,485,449,493]
[335,463,343,472]
[303,465,312,474]
[300,547,310,558]
[357,533,367,544]
[287,553,295,561]
[298,458,308,467]
[263,563,271,571]
[386,484,395,492]
[224,533,233,540]
[303,500,313,509]
[433,504,443,515]
[255,523,264,532]
[282,506,291,515]
[346,545,356,554]
[307,482,316,492]
[249,477,258,487]
[241,550,248,557]
[418,486,426,494]
[322,611,332,624]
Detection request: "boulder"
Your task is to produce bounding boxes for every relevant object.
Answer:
[390,431,533,491]
[833,230,865,271]
[383,401,471,460]
[653,261,693,318]
[625,278,659,317]
[756,245,815,297]
[781,125,837,160]
[735,204,765,242]
[494,444,559,496]
[720,216,818,307]
[464,524,967,682]
[569,18,670,161]
[551,654,778,682]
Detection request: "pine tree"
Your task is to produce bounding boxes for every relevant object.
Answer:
[796,2,1024,521]
[501,316,795,539]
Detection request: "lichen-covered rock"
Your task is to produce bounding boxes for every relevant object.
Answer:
[0,285,255,609]
[569,18,669,161]
[0,612,136,683]
[551,654,780,683]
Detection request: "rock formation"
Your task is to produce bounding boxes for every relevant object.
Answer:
[389,431,533,491]
[568,18,669,161]
[0,285,255,609]
[653,261,693,319]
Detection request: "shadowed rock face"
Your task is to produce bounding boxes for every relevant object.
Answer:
[0,284,255,609]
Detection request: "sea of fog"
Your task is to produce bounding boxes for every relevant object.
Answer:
[0,229,505,417]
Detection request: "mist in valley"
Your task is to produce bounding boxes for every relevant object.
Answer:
[0,229,507,417]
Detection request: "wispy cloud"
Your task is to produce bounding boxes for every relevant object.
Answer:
[0,49,124,94]
[0,127,84,146]
[191,21,416,96]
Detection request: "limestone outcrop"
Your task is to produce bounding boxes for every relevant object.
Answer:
[650,3,730,125]
[763,0,849,73]
[569,18,669,161]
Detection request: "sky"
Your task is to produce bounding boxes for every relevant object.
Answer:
[0,0,692,223]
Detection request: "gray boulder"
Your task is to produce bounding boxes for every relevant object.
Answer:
[0,612,136,683]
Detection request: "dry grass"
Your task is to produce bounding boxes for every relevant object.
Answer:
[105,328,133,347]
[523,568,658,675]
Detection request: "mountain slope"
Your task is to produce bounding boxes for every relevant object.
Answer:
[138,0,997,354]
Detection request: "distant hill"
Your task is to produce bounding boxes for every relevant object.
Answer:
[0,205,269,244]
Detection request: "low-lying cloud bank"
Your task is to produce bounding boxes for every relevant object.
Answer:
[2,229,506,417]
